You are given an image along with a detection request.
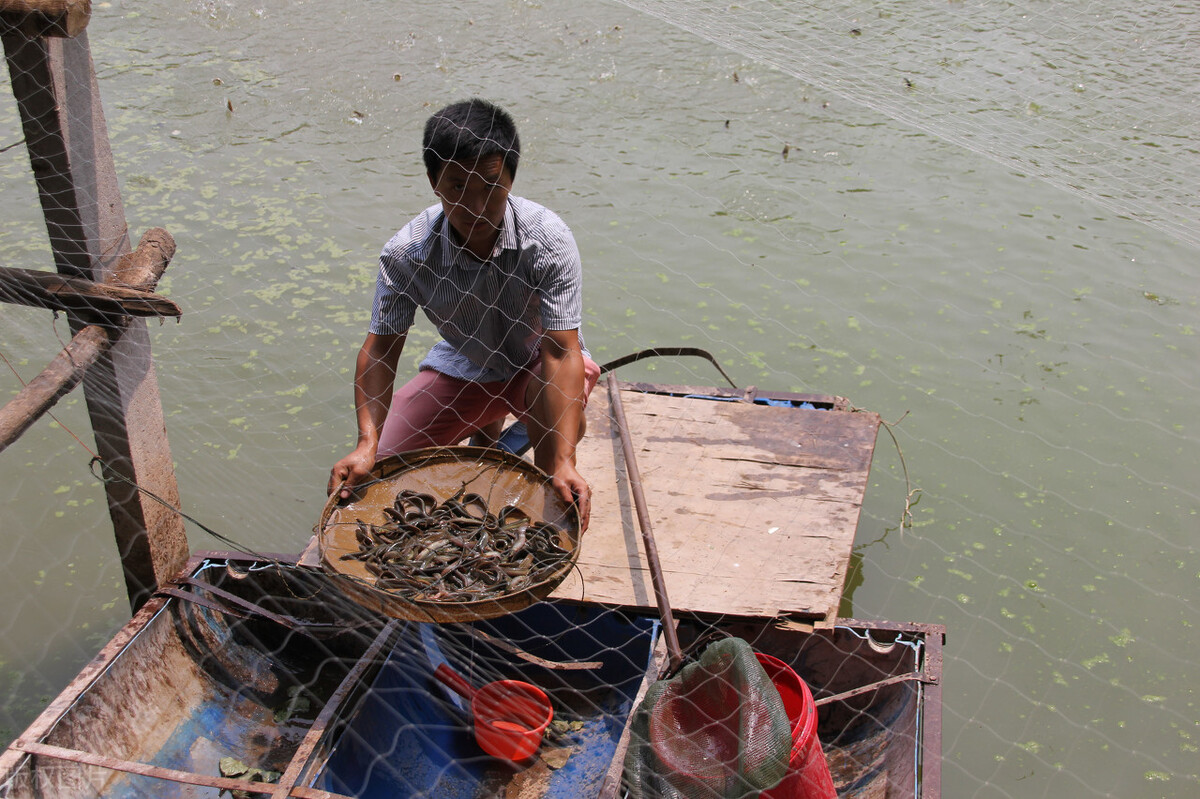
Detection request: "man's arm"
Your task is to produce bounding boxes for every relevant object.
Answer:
[328,331,406,498]
[527,328,590,531]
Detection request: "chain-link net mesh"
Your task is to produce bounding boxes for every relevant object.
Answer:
[2,1,1197,798]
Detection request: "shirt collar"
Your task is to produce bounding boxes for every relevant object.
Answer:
[438,199,517,265]
[494,199,518,254]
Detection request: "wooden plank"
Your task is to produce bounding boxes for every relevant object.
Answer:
[9,740,358,798]
[555,384,880,622]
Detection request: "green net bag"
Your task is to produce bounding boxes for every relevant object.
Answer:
[624,637,793,799]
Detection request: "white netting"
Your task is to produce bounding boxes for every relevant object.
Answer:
[2,0,1197,797]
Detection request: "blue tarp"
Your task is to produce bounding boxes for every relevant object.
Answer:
[315,602,659,798]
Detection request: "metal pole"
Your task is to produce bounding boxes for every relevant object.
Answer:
[606,373,683,673]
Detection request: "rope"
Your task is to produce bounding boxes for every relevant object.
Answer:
[88,456,267,559]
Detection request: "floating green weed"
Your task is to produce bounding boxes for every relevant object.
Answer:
[1109,629,1134,648]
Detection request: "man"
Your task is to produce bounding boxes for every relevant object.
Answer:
[328,99,599,530]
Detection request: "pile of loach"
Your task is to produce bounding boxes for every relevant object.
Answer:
[340,488,572,602]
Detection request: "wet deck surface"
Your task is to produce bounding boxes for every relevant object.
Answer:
[554,383,881,624]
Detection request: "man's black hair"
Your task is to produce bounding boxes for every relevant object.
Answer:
[423,99,520,182]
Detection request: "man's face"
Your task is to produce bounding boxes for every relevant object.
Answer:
[430,154,513,257]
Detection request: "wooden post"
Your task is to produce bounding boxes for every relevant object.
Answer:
[3,28,187,611]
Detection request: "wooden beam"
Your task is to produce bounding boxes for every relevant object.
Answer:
[108,225,174,289]
[3,31,89,276]
[0,267,182,318]
[0,0,90,38]
[0,226,180,317]
[0,229,180,453]
[5,30,187,612]
[0,324,110,453]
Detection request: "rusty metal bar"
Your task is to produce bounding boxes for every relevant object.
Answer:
[165,576,363,633]
[598,347,738,389]
[605,372,683,673]
[813,671,927,707]
[918,620,943,799]
[11,740,292,797]
[155,585,252,620]
[10,739,359,798]
[289,788,360,799]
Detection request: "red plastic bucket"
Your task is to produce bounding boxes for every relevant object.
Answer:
[756,653,837,799]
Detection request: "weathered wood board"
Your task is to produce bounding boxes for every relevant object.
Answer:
[553,383,880,623]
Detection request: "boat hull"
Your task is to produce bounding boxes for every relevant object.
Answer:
[0,554,941,798]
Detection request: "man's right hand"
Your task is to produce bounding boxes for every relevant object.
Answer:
[330,332,405,500]
[328,444,377,500]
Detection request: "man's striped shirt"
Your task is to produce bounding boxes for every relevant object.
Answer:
[370,196,586,383]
